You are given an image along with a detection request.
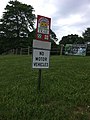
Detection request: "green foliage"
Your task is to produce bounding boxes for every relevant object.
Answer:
[82,28,90,43]
[0,0,58,54]
[60,34,84,45]
[0,0,36,53]
[50,29,59,50]
[50,29,57,40]
[0,55,90,120]
[0,0,36,38]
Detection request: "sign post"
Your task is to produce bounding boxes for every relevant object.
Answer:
[32,15,51,91]
[38,69,41,91]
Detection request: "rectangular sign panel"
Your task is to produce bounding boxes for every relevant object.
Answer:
[32,39,51,69]
[32,49,50,68]
[36,15,51,41]
[33,39,51,50]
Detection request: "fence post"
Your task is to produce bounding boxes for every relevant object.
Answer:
[28,46,30,55]
[16,48,18,55]
[12,49,14,54]
[20,48,22,55]
[60,44,64,55]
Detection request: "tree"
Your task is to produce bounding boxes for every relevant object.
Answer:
[50,29,58,41]
[82,28,90,43]
[59,34,84,45]
[0,0,36,51]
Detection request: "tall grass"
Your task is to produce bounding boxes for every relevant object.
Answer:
[0,55,90,120]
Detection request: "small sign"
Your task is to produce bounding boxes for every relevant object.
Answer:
[36,15,51,41]
[32,39,51,69]
[33,39,51,49]
[32,49,50,68]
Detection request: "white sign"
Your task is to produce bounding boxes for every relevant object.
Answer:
[32,49,50,68]
[33,39,51,49]
[32,39,51,69]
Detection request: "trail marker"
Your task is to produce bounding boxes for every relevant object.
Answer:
[36,15,51,41]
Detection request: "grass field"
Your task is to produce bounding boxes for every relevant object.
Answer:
[0,55,90,120]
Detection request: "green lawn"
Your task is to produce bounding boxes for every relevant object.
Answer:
[0,55,90,120]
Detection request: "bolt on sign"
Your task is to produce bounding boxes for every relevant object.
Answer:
[36,15,51,41]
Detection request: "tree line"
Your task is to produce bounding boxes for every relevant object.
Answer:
[60,28,90,45]
[0,0,90,54]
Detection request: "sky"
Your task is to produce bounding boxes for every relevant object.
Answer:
[0,0,90,41]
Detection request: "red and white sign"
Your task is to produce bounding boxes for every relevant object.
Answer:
[36,15,51,41]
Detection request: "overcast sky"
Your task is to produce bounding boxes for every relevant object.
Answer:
[0,0,90,41]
